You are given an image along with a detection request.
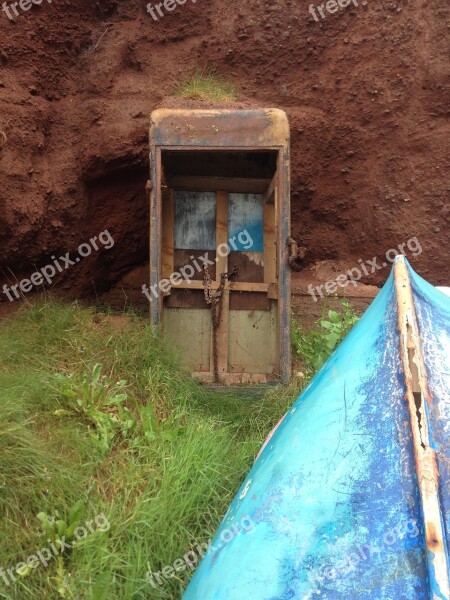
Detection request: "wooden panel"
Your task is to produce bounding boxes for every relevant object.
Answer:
[169,176,271,193]
[174,280,274,294]
[216,191,228,281]
[228,306,277,374]
[193,372,269,385]
[228,193,264,252]
[162,189,174,279]
[213,191,229,379]
[229,292,270,311]
[276,149,291,383]
[173,249,216,281]
[150,147,162,326]
[164,308,211,372]
[264,199,276,284]
[263,173,277,204]
[165,289,209,309]
[228,251,264,283]
[216,287,230,378]
[173,191,216,250]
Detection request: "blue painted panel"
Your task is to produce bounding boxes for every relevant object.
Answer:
[228,193,264,252]
[183,266,435,599]
[174,191,216,250]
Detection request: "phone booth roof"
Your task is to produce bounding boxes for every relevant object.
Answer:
[150,108,290,149]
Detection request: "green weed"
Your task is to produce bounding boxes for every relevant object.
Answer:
[51,364,135,454]
[292,299,359,375]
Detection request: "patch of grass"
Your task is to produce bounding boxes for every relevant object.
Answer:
[175,68,237,102]
[291,298,359,376]
[0,300,295,599]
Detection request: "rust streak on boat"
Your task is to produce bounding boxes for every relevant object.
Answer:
[395,256,450,600]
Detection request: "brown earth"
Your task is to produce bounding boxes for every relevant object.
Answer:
[0,0,448,309]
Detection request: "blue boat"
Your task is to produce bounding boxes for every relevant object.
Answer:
[183,256,450,599]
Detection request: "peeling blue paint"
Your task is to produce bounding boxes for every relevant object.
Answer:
[182,262,450,599]
[228,193,264,252]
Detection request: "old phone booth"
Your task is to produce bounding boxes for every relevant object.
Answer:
[149,109,291,385]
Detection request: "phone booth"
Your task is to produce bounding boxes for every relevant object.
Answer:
[149,109,291,385]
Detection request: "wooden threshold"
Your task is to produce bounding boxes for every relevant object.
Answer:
[192,372,271,385]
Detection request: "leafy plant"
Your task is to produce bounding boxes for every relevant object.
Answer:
[36,500,85,550]
[292,299,359,374]
[52,363,135,453]
[16,500,84,583]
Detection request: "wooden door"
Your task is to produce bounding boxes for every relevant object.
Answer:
[162,189,278,384]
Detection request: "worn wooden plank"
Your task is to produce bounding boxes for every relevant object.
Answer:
[193,372,269,385]
[230,282,273,293]
[214,191,229,380]
[263,172,277,204]
[277,148,291,383]
[229,251,264,283]
[165,289,209,309]
[218,373,269,385]
[162,189,174,279]
[173,249,216,282]
[150,147,162,327]
[164,308,211,372]
[216,287,230,380]
[174,280,274,294]
[229,292,271,311]
[215,191,228,282]
[169,176,271,193]
[264,199,276,284]
[395,257,450,600]
[228,307,276,375]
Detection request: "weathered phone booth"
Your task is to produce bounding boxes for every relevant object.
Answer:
[149,109,291,385]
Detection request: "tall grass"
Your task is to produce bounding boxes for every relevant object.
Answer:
[0,301,295,599]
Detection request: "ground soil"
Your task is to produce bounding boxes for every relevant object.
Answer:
[0,0,448,310]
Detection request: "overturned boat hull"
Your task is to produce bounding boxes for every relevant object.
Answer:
[183,257,450,599]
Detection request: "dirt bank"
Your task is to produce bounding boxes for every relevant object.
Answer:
[0,0,448,305]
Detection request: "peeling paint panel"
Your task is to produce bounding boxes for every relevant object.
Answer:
[228,193,264,252]
[173,191,216,250]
